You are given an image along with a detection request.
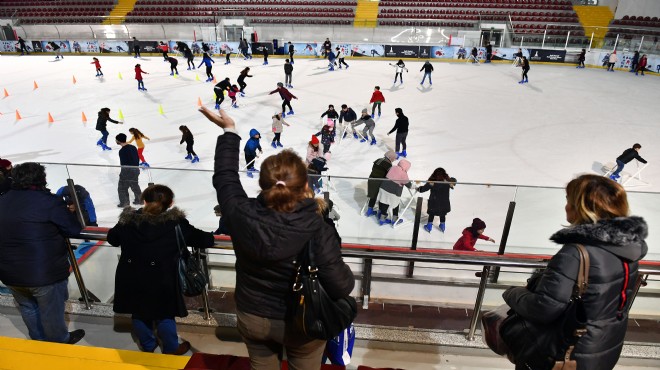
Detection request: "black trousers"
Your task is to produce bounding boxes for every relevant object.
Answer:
[215,88,225,105]
[272,132,281,143]
[239,81,247,92]
[133,46,140,57]
[379,203,399,218]
[245,153,256,170]
[162,51,168,60]
[118,168,141,206]
[522,67,529,80]
[206,65,213,78]
[186,142,196,156]
[338,58,348,67]
[289,52,294,62]
[281,100,292,114]
[428,214,447,223]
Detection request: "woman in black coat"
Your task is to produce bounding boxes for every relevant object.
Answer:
[200,106,354,370]
[503,174,647,370]
[418,167,455,233]
[366,150,397,217]
[107,184,214,355]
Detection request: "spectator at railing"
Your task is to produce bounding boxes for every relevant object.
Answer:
[502,174,647,370]
[0,158,13,195]
[0,162,85,345]
[201,107,354,370]
[56,184,97,226]
[107,184,214,355]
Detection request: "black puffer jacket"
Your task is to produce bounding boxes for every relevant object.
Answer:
[503,217,648,370]
[213,132,354,320]
[417,182,452,216]
[95,111,119,131]
[107,207,214,319]
[367,156,393,200]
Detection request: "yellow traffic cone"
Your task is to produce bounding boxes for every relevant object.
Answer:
[118,72,123,80]
[158,105,164,115]
[118,109,125,120]
[195,74,200,82]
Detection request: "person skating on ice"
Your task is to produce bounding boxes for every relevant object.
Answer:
[335,47,349,69]
[365,151,397,217]
[159,41,169,62]
[244,129,263,178]
[320,104,339,124]
[128,128,151,167]
[198,52,215,82]
[369,86,386,118]
[314,121,336,154]
[48,41,63,59]
[457,46,466,59]
[453,218,495,251]
[418,168,455,233]
[115,133,142,207]
[96,107,122,150]
[132,37,141,58]
[485,42,492,63]
[288,42,295,64]
[237,67,252,96]
[224,48,232,65]
[306,135,323,165]
[91,57,103,77]
[513,48,523,66]
[609,143,647,181]
[269,82,297,116]
[338,104,357,139]
[607,51,618,72]
[284,59,293,88]
[135,64,149,91]
[18,37,28,55]
[390,59,408,84]
[577,48,586,69]
[376,159,413,226]
[271,112,290,148]
[167,56,179,76]
[262,46,269,65]
[518,56,530,84]
[629,51,639,72]
[228,84,240,108]
[179,125,199,163]
[176,41,194,70]
[322,38,332,57]
[327,49,337,71]
[387,108,409,158]
[470,47,478,64]
[636,54,647,76]
[214,77,232,109]
[353,109,377,145]
[420,60,433,85]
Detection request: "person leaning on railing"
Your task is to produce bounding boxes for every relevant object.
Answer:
[200,107,355,370]
[502,174,648,370]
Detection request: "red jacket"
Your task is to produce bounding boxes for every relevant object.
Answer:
[370,90,385,103]
[91,60,101,69]
[135,66,146,80]
[453,228,490,251]
[159,44,168,53]
[638,57,647,68]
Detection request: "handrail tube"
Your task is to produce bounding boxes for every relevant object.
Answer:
[65,238,92,309]
[406,197,423,278]
[490,200,517,283]
[67,178,87,228]
[361,259,373,310]
[468,266,491,341]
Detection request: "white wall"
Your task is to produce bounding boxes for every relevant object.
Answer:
[615,0,660,18]
[595,0,619,14]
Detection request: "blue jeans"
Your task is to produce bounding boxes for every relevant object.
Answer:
[137,80,145,89]
[8,279,70,343]
[100,130,109,144]
[421,72,432,84]
[612,159,625,177]
[132,316,178,353]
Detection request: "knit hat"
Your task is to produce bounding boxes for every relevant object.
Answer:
[311,135,319,145]
[471,218,486,230]
[277,82,284,87]
[0,159,12,169]
[116,133,127,143]
[384,150,397,161]
[362,108,368,114]
[327,120,334,128]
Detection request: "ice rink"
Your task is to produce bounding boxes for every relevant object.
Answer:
[1,53,659,258]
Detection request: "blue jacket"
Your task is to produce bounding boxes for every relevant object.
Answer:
[56,185,97,225]
[0,189,82,287]
[198,54,214,68]
[244,129,262,156]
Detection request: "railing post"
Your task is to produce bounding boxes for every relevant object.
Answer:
[638,36,644,52]
[564,30,571,50]
[542,29,547,49]
[406,197,423,278]
[66,179,86,228]
[614,33,619,49]
[361,258,372,310]
[467,265,490,341]
[520,35,523,48]
[65,238,92,309]
[489,200,517,283]
[196,247,212,320]
[589,31,594,51]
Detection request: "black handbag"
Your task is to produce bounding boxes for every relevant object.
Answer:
[500,244,590,370]
[290,239,357,340]
[176,224,208,297]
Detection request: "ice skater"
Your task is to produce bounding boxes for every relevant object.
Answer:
[577,49,586,68]
[271,112,290,148]
[607,51,618,71]
[228,84,240,108]
[636,55,647,76]
[519,56,529,84]
[469,47,479,64]
[338,104,357,139]
[353,109,376,145]
[376,159,413,226]
[288,42,295,64]
[269,82,297,116]
[132,37,141,58]
[214,77,232,109]
[18,37,28,55]
[115,133,142,207]
[420,60,433,85]
[323,38,332,57]
[224,48,232,65]
[457,46,466,59]
[91,57,103,77]
[390,59,408,84]
[327,48,337,71]
[179,125,199,163]
[629,51,639,72]
[284,59,293,88]
[320,104,339,123]
[244,129,262,177]
[485,42,492,63]
[314,121,336,154]
[167,56,179,75]
[128,128,151,167]
[48,41,63,59]
[369,86,386,118]
[365,151,397,217]
[336,47,349,69]
[96,107,122,150]
[609,143,647,181]
[198,52,215,82]
[387,108,409,158]
[453,218,495,251]
[263,46,269,65]
[418,168,455,233]
[306,135,323,165]
[135,64,148,91]
[177,41,194,69]
[159,41,169,61]
[237,67,252,96]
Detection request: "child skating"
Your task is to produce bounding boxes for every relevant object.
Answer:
[269,82,297,116]
[519,56,530,84]
[237,67,252,96]
[96,107,122,150]
[453,218,495,251]
[389,59,408,84]
[91,57,103,77]
[369,86,385,118]
[376,160,413,226]
[128,128,151,167]
[284,59,293,88]
[271,112,290,148]
[244,129,263,178]
[314,120,336,154]
[159,41,169,61]
[167,56,179,75]
[224,49,232,65]
[335,47,349,69]
[214,77,232,109]
[609,143,647,181]
[418,168,455,233]
[228,84,240,108]
[353,109,376,145]
[263,47,269,65]
[179,125,199,163]
[48,41,63,59]
[135,64,149,91]
[198,52,215,82]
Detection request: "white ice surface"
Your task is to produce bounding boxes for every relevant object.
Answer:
[1,54,659,260]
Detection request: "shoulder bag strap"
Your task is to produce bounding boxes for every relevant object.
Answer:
[574,244,590,297]
[175,224,187,256]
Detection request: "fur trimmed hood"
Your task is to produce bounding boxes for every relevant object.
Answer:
[118,206,187,226]
[550,216,648,262]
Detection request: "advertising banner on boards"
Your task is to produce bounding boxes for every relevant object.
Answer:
[251,42,273,55]
[350,44,385,57]
[384,45,420,58]
[528,49,566,62]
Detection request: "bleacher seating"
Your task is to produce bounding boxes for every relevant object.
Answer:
[607,15,660,39]
[0,0,115,24]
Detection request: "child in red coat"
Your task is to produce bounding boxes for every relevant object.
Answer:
[91,57,103,77]
[369,86,385,118]
[453,218,496,251]
[228,84,240,108]
[135,64,149,91]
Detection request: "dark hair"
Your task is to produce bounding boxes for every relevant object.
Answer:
[11,162,47,190]
[141,184,174,215]
[395,108,403,115]
[328,104,334,109]
[341,104,347,109]
[100,107,110,114]
[179,125,190,134]
[633,143,642,149]
[428,168,450,182]
[129,127,146,139]
[397,59,404,64]
[375,86,380,90]
[285,59,289,62]
[241,67,250,74]
[259,149,324,214]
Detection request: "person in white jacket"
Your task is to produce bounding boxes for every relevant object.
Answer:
[607,51,618,72]
[270,112,290,148]
[389,59,408,84]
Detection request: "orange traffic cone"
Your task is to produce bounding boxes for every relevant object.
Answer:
[82,111,88,123]
[15,109,22,120]
[33,81,38,90]
[212,76,216,83]
[197,97,203,107]
[3,88,8,97]
[48,112,54,123]
[73,75,77,84]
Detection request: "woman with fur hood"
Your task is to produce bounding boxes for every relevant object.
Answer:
[107,185,214,355]
[502,174,647,370]
[376,159,412,225]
